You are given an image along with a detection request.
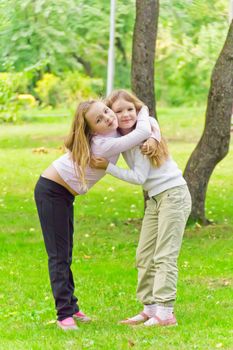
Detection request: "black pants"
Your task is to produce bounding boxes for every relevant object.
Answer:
[34,176,79,321]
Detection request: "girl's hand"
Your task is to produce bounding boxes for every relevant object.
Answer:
[90,156,109,170]
[140,138,158,156]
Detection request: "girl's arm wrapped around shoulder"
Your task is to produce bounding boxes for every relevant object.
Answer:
[106,148,151,185]
[95,106,152,158]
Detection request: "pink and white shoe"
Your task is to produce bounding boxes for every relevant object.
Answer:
[57,317,78,330]
[144,314,178,327]
[73,310,92,323]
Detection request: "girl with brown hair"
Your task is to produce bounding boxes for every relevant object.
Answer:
[34,99,158,330]
[92,90,192,327]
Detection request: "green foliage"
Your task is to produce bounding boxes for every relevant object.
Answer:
[156,0,229,106]
[35,74,64,107]
[0,73,19,122]
[34,72,103,107]
[17,94,38,109]
[63,71,103,104]
[0,72,37,122]
[0,0,230,112]
[0,0,134,90]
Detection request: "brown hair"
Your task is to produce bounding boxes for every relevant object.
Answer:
[106,89,169,167]
[64,100,96,188]
[105,89,144,113]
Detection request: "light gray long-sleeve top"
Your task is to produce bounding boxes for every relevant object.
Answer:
[106,145,186,198]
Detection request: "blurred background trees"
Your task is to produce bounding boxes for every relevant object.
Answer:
[0,0,229,121]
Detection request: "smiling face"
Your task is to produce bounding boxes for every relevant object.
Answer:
[85,101,118,135]
[111,98,137,132]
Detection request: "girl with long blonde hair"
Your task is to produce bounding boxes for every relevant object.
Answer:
[34,98,157,330]
[92,89,191,327]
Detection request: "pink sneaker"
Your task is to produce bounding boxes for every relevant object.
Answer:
[57,317,78,330]
[73,310,92,323]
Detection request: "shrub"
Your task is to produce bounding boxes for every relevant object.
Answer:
[17,94,37,109]
[0,73,19,122]
[35,72,104,108]
[35,73,65,107]
[63,72,103,105]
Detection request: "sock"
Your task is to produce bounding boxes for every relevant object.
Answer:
[143,304,157,318]
[156,305,173,320]
[144,305,174,326]
[125,304,157,322]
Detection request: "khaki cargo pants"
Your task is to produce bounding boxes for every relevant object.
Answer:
[136,185,192,306]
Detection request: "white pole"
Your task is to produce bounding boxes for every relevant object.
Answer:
[229,0,233,23]
[107,0,116,95]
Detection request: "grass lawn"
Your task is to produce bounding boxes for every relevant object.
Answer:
[0,107,232,350]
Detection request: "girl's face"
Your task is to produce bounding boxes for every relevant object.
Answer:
[111,98,137,131]
[85,101,118,135]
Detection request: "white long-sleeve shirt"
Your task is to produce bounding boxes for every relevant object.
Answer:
[106,145,186,197]
[52,107,159,194]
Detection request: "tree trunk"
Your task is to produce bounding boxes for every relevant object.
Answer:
[131,0,159,118]
[131,0,159,208]
[184,21,233,224]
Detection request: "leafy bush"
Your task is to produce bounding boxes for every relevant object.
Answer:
[63,72,103,105]
[35,73,65,107]
[0,73,19,122]
[35,72,103,108]
[17,94,37,109]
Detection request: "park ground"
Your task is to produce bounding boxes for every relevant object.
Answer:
[0,107,232,350]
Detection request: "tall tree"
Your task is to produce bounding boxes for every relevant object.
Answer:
[184,20,233,224]
[131,0,159,117]
[131,0,159,208]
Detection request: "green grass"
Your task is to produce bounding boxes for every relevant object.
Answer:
[0,107,233,350]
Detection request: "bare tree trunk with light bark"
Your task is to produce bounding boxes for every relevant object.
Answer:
[184,21,233,224]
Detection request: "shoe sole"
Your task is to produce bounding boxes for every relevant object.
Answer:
[119,320,147,326]
[144,322,178,327]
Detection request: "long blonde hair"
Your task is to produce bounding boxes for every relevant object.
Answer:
[106,90,169,167]
[64,100,96,187]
